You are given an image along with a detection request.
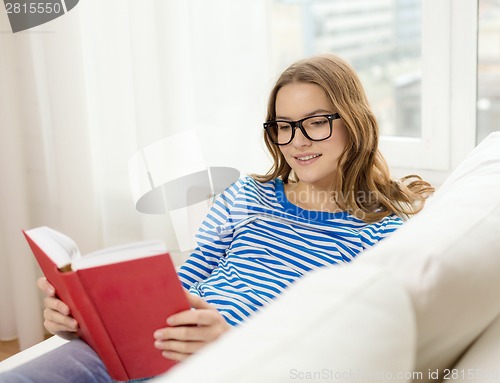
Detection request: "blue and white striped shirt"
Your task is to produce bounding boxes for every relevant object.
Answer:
[177,176,402,326]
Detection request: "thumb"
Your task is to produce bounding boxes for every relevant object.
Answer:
[185,290,214,310]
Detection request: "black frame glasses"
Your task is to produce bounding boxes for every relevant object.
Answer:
[263,113,341,146]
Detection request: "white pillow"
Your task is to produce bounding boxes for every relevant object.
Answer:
[154,263,416,383]
[358,132,500,382]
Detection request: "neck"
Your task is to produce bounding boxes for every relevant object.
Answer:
[285,181,340,212]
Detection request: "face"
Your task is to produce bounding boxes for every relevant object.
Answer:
[275,82,348,190]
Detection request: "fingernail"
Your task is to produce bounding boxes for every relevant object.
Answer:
[154,340,162,349]
[47,287,55,295]
[153,330,161,339]
[166,317,174,325]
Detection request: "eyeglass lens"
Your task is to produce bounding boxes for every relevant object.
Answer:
[269,115,331,145]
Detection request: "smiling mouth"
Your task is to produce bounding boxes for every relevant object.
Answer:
[295,154,322,161]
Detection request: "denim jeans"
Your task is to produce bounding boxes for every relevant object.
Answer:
[0,339,152,383]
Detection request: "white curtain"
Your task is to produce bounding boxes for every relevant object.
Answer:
[0,0,272,350]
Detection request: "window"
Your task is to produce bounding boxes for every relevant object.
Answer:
[478,0,500,143]
[268,0,479,173]
[269,0,422,137]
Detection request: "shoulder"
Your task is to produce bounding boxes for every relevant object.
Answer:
[208,175,282,222]
[358,214,404,242]
[348,214,403,250]
[224,175,279,199]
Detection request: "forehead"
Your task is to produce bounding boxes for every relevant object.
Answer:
[275,82,333,118]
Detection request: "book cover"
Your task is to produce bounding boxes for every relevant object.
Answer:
[23,228,191,381]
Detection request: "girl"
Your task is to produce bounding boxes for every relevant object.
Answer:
[0,54,432,382]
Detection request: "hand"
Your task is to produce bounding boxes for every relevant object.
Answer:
[37,277,79,340]
[153,291,231,361]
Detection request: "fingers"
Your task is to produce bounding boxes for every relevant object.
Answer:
[43,315,78,334]
[184,291,213,310]
[43,296,71,316]
[154,323,214,361]
[43,308,78,334]
[43,297,78,332]
[153,299,231,361]
[37,277,55,296]
[167,306,218,327]
[37,278,79,339]
[154,340,205,362]
[155,322,215,343]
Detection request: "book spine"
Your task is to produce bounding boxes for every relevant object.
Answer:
[60,273,130,381]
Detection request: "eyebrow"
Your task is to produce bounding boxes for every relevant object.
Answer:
[275,109,333,120]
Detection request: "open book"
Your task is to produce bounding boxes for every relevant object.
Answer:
[23,226,190,381]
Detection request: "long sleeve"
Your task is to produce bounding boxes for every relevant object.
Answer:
[176,177,406,326]
[177,177,245,289]
[358,215,403,250]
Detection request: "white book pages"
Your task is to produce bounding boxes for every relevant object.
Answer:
[73,240,167,270]
[26,226,167,271]
[25,226,81,269]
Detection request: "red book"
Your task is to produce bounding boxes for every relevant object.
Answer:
[23,226,190,381]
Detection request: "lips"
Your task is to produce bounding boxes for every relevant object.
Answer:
[296,154,321,161]
[294,153,322,164]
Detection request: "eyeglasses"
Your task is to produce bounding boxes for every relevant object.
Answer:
[263,113,341,146]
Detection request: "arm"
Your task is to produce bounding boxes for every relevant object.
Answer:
[155,177,248,360]
[177,177,245,288]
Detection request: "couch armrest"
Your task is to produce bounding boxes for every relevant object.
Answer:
[0,336,68,373]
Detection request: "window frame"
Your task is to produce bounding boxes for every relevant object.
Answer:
[380,0,478,175]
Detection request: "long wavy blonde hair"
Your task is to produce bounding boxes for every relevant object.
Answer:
[253,54,434,223]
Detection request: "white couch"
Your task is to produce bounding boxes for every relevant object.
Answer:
[2,132,500,383]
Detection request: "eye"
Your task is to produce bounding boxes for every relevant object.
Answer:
[277,123,291,131]
[309,118,328,127]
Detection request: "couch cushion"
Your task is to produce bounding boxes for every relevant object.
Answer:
[154,263,416,383]
[444,314,500,383]
[358,132,500,382]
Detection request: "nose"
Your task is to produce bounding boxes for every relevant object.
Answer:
[291,126,311,147]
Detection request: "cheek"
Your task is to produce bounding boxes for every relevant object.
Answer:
[331,123,349,154]
[277,146,288,163]
[278,146,289,158]
[335,120,349,141]
[278,146,296,168]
